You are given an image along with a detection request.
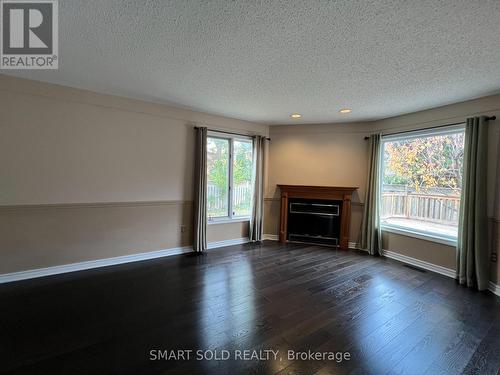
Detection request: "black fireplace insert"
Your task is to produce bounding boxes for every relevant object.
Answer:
[287,198,343,246]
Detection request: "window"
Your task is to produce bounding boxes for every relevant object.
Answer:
[207,133,254,221]
[380,125,465,242]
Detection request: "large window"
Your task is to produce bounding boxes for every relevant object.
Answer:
[207,133,254,221]
[380,125,465,242]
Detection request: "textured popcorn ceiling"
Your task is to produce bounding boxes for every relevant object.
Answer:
[8,0,500,124]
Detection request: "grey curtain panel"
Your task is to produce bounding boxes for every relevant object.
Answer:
[193,127,208,252]
[360,134,382,256]
[250,135,266,242]
[457,116,489,290]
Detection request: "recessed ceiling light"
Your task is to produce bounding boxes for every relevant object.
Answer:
[339,108,352,114]
[290,113,302,119]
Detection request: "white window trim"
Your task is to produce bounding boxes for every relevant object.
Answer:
[207,131,253,222]
[208,217,251,225]
[379,123,465,246]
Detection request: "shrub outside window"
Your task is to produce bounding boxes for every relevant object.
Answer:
[380,125,465,242]
[207,133,254,221]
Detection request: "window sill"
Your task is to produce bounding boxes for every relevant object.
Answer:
[208,217,251,225]
[381,225,457,247]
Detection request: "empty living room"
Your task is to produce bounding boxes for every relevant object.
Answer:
[1,1,500,374]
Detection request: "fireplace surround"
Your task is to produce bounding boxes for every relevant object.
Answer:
[277,185,358,249]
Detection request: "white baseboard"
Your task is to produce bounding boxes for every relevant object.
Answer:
[489,282,500,297]
[381,251,500,298]
[383,250,500,297]
[348,242,358,249]
[263,234,278,241]
[381,249,456,279]
[3,238,498,298]
[0,237,249,284]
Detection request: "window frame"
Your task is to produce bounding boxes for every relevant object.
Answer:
[207,131,254,224]
[379,123,465,245]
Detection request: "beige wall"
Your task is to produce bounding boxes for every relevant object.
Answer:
[0,75,267,274]
[265,95,500,284]
[382,232,456,270]
[0,202,192,274]
[208,221,249,242]
[2,74,499,285]
[264,122,372,243]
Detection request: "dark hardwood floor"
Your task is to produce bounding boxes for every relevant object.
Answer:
[1,241,499,375]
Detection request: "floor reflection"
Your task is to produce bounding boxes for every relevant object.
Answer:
[198,257,256,350]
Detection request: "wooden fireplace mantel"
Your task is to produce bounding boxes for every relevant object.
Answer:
[277,185,358,249]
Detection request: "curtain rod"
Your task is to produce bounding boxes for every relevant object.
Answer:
[194,126,270,140]
[364,115,496,140]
